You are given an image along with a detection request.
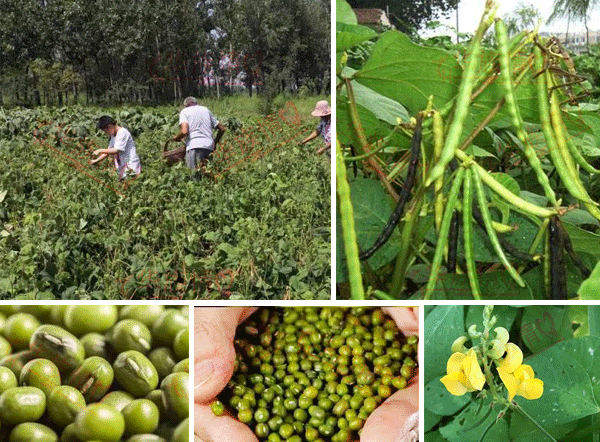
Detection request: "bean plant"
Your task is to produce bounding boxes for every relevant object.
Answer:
[425,304,600,442]
[336,0,600,300]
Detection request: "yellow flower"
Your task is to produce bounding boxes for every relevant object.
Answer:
[497,342,523,373]
[440,349,486,396]
[497,364,544,401]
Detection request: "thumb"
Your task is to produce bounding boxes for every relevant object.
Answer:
[194,307,256,404]
[360,379,419,442]
[195,403,259,442]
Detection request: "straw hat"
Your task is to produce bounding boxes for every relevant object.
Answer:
[311,100,331,117]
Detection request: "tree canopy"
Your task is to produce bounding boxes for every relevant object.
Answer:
[0,0,330,106]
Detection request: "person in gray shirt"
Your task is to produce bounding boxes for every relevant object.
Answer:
[172,97,226,175]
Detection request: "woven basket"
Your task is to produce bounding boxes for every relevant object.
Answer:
[163,140,185,165]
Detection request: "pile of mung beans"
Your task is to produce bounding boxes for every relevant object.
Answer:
[212,307,418,442]
[0,305,189,442]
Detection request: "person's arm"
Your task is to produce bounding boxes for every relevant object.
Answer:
[299,130,318,145]
[172,122,189,142]
[213,122,226,149]
[90,148,118,165]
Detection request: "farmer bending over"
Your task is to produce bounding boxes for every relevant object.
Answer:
[90,116,141,180]
[172,97,226,176]
[299,100,331,156]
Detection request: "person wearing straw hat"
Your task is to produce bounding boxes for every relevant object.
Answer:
[299,100,331,156]
[172,96,226,176]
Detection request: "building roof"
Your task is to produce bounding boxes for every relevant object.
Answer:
[353,8,389,26]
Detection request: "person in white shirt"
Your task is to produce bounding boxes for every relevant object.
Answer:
[172,97,226,174]
[90,116,141,180]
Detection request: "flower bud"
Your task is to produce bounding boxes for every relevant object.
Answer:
[468,324,482,339]
[451,336,469,354]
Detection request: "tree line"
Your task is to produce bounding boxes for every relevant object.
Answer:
[0,0,330,106]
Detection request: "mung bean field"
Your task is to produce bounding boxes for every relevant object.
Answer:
[0,101,330,299]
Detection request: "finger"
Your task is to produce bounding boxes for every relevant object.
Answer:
[195,403,259,442]
[194,307,257,404]
[361,379,419,442]
[382,307,419,336]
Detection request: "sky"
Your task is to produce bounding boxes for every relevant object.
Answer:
[427,0,600,36]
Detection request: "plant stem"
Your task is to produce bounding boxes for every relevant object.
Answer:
[390,185,425,297]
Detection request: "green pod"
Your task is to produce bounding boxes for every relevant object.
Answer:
[472,167,527,287]
[19,358,61,398]
[0,386,46,425]
[110,319,153,354]
[161,372,188,423]
[9,423,57,442]
[425,4,497,187]
[464,167,481,299]
[47,385,86,428]
[336,138,364,299]
[66,356,114,403]
[424,167,466,299]
[495,19,558,207]
[74,403,125,442]
[29,325,85,374]
[113,350,159,397]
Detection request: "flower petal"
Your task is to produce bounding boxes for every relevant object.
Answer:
[441,372,469,396]
[498,343,523,373]
[447,352,466,374]
[463,349,485,391]
[514,364,535,381]
[498,367,519,401]
[516,378,544,400]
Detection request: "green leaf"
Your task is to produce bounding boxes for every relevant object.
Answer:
[519,306,573,354]
[414,271,534,300]
[424,407,444,433]
[560,209,600,227]
[440,396,509,442]
[0,190,6,203]
[336,22,377,52]
[355,31,462,115]
[424,377,469,416]
[578,260,600,299]
[424,305,465,384]
[570,306,589,338]
[349,178,401,270]
[336,0,357,25]
[340,78,409,125]
[519,336,600,426]
[563,222,600,259]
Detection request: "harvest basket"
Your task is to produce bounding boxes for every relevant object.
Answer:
[163,140,185,165]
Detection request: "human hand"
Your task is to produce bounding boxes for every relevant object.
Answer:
[359,307,419,442]
[194,307,258,442]
[93,149,102,156]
